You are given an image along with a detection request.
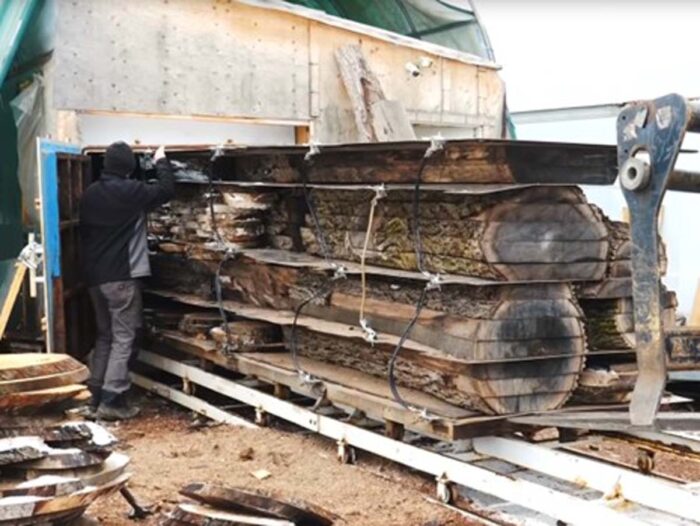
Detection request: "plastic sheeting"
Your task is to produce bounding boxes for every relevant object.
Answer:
[11,75,44,229]
[286,0,491,58]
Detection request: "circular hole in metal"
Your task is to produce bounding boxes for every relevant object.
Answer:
[628,166,638,180]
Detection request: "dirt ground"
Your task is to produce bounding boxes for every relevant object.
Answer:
[89,395,473,525]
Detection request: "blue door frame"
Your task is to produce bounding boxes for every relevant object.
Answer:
[38,138,81,352]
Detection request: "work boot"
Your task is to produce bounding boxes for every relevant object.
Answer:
[75,385,101,419]
[97,391,140,421]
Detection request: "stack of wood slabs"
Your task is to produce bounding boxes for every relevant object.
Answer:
[0,427,130,524]
[161,483,335,526]
[0,354,89,414]
[150,186,275,255]
[0,353,130,523]
[145,153,688,416]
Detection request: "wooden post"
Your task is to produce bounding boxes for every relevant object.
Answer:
[0,263,27,341]
[334,44,415,143]
[385,420,405,440]
[689,279,700,327]
[294,126,310,145]
[273,383,291,400]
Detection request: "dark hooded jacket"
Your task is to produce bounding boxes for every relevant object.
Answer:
[79,142,175,286]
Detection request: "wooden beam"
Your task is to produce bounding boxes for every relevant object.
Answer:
[0,263,27,340]
[334,44,415,143]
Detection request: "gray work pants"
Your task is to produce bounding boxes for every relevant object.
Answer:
[87,280,143,396]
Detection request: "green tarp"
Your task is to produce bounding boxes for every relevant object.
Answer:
[287,0,491,59]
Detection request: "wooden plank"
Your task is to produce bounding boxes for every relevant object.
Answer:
[180,483,336,526]
[0,385,87,412]
[13,448,104,471]
[0,264,27,341]
[0,365,89,395]
[0,475,84,499]
[689,278,700,327]
[0,473,129,522]
[0,354,84,382]
[370,100,416,141]
[170,502,294,526]
[334,43,385,143]
[0,438,49,467]
[229,140,617,185]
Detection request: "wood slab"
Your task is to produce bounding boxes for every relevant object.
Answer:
[0,475,84,498]
[0,354,83,382]
[170,502,295,526]
[14,448,104,471]
[0,472,129,522]
[0,385,87,413]
[0,437,49,467]
[181,483,337,526]
[0,364,89,395]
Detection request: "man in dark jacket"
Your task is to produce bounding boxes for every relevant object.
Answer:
[80,141,175,420]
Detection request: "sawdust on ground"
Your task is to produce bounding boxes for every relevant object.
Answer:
[89,396,474,525]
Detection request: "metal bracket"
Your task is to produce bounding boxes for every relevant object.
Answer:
[617,94,700,426]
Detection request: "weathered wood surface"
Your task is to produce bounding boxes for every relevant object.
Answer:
[181,483,337,526]
[0,475,84,499]
[296,186,612,281]
[0,438,49,467]
[0,354,84,383]
[209,321,283,353]
[229,140,618,186]
[150,186,275,250]
[143,154,688,415]
[154,329,477,420]
[0,472,128,523]
[147,257,587,414]
[0,364,88,395]
[13,448,104,471]
[0,385,87,413]
[168,502,294,526]
[335,44,415,143]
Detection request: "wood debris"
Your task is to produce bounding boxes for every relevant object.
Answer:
[159,483,336,525]
[0,353,131,523]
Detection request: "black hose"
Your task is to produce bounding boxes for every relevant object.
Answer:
[387,145,442,417]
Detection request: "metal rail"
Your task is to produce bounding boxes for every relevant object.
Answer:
[135,350,700,525]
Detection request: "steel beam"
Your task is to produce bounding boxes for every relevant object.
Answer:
[473,436,700,522]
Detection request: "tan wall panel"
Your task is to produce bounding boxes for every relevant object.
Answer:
[54,0,311,120]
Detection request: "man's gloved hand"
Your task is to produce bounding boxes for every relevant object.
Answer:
[154,145,166,162]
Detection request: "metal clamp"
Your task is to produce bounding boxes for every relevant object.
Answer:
[360,318,378,345]
[18,239,42,271]
[422,271,442,291]
[425,136,446,158]
[304,142,321,162]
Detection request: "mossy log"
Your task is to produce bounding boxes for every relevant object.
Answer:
[295,186,611,281]
[150,254,586,414]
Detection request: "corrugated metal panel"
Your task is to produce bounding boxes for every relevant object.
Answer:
[0,0,37,86]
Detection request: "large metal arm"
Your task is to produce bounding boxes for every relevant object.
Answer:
[617,94,700,426]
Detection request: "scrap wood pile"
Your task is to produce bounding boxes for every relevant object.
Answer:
[146,144,699,416]
[160,482,335,525]
[0,353,130,524]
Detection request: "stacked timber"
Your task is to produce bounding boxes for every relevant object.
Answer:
[0,353,130,524]
[150,185,275,256]
[161,483,335,525]
[146,168,680,415]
